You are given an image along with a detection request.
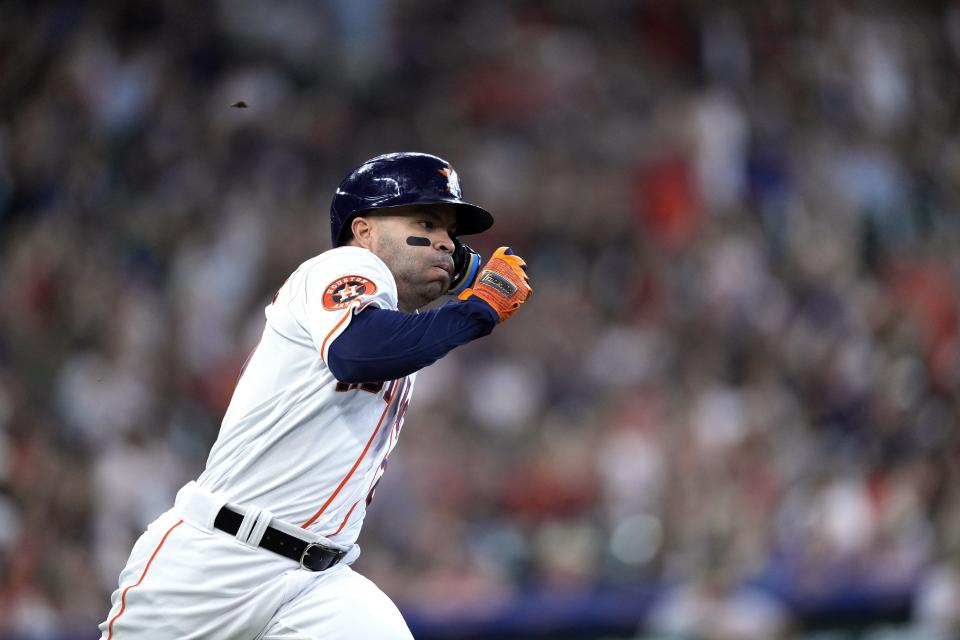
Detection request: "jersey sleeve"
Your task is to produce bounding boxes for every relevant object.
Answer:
[274,247,399,364]
[327,299,498,383]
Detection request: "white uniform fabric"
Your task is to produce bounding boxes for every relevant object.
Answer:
[100,247,417,639]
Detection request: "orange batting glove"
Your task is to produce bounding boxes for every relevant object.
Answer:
[457,247,532,321]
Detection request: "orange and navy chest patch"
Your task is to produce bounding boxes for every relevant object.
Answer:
[323,275,377,310]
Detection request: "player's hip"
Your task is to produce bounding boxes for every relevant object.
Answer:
[196,468,376,541]
[98,510,295,639]
[100,483,359,639]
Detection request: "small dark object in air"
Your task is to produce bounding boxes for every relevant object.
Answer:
[231,101,248,108]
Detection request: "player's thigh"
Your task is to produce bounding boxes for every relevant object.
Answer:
[262,565,413,640]
[101,512,292,640]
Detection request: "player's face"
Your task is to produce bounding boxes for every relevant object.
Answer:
[367,206,458,311]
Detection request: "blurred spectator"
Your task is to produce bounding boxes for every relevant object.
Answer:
[646,548,792,640]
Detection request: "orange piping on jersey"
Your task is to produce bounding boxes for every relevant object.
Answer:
[326,377,407,535]
[301,399,392,528]
[328,499,361,537]
[107,519,184,639]
[320,307,353,362]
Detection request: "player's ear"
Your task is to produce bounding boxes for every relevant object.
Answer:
[350,216,375,249]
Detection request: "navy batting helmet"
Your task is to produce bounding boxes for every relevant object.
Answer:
[329,152,494,247]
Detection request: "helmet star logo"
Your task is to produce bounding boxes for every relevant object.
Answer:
[438,165,462,198]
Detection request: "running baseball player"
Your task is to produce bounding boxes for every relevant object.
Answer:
[99,152,532,639]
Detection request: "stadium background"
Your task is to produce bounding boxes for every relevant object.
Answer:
[1,1,959,638]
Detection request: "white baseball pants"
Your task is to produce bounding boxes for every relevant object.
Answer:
[99,483,413,639]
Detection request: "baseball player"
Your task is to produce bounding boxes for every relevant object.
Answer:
[99,152,532,639]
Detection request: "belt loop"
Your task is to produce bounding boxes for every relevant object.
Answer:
[235,507,263,548]
[247,509,273,548]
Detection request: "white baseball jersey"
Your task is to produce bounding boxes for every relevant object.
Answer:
[196,246,415,546]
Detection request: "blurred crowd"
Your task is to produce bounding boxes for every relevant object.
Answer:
[2,1,960,638]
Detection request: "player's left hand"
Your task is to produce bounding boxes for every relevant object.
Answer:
[448,240,481,296]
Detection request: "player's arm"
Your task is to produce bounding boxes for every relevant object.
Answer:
[328,247,532,383]
[327,298,496,383]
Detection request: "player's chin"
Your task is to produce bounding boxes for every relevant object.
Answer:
[426,267,451,289]
[420,277,449,301]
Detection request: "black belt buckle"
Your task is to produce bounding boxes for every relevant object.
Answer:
[300,542,343,572]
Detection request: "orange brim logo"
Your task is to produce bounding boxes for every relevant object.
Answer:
[438,164,462,198]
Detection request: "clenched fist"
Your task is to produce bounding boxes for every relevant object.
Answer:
[457,246,532,321]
